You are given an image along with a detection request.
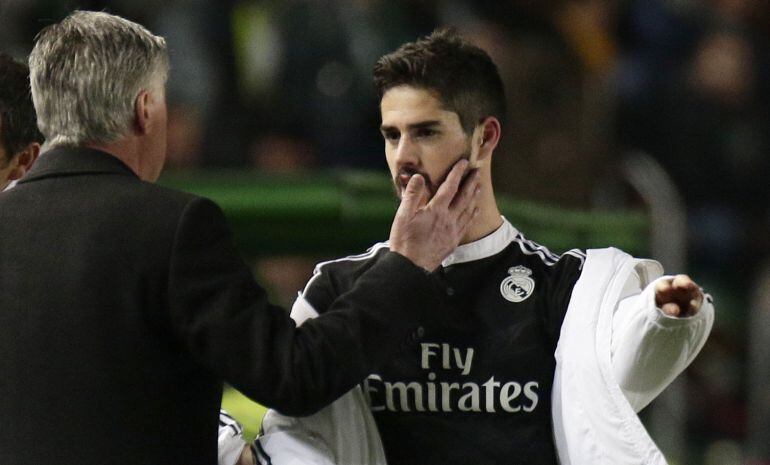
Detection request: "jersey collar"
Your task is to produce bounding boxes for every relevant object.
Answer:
[441,217,518,267]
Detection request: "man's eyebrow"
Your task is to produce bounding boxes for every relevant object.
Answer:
[409,120,441,130]
[380,120,442,132]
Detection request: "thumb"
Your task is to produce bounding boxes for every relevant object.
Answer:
[398,174,427,217]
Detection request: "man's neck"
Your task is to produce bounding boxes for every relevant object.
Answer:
[459,188,503,245]
[84,139,141,179]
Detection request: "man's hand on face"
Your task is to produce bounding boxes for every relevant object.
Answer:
[389,159,480,272]
[655,274,705,318]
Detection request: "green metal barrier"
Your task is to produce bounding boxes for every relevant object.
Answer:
[160,170,650,257]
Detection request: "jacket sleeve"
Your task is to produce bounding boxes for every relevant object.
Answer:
[610,268,715,412]
[255,293,388,465]
[167,197,437,416]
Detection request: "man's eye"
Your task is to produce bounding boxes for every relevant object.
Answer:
[416,128,437,138]
[383,131,400,141]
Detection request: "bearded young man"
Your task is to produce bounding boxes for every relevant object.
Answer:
[222,28,714,465]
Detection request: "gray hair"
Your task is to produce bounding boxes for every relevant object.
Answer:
[28,11,169,147]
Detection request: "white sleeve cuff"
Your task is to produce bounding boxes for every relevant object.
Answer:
[611,275,715,411]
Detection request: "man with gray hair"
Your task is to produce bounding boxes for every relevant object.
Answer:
[0,11,480,465]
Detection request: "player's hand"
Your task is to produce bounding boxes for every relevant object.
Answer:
[655,274,704,317]
[389,159,480,272]
[233,444,255,465]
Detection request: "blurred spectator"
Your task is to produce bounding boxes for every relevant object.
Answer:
[0,0,235,169]
[617,0,770,271]
[107,0,236,169]
[252,256,319,309]
[149,0,232,168]
[231,0,439,172]
[448,0,620,208]
[662,29,767,271]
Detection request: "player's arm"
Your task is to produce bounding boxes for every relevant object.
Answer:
[610,270,715,411]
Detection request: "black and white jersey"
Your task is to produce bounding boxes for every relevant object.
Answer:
[300,219,585,465]
[218,410,247,465]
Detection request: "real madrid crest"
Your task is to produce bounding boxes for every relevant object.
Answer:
[500,265,535,303]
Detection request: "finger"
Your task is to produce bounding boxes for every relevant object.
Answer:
[687,286,704,315]
[455,199,478,230]
[430,159,469,209]
[397,174,428,218]
[655,276,672,290]
[654,278,673,307]
[656,275,691,297]
[671,274,697,292]
[687,296,703,315]
[456,206,480,239]
[451,183,480,228]
[655,275,704,317]
[661,302,682,317]
[449,169,480,211]
[671,275,703,307]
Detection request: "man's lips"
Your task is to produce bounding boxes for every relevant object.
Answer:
[397,173,413,188]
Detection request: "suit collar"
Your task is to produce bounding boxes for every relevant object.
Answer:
[19,146,138,184]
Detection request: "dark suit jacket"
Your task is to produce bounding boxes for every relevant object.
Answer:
[0,147,436,465]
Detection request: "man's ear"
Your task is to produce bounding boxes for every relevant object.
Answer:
[471,117,501,165]
[133,90,151,135]
[479,117,501,152]
[7,142,41,181]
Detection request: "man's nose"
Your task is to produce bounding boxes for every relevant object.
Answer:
[394,136,419,167]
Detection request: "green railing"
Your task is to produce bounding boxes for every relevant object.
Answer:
[160,169,650,257]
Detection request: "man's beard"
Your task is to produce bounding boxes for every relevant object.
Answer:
[391,150,472,200]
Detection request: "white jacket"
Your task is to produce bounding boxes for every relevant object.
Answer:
[552,248,713,464]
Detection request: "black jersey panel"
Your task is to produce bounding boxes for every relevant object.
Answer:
[299,231,584,464]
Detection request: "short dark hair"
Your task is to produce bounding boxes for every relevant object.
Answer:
[0,52,44,163]
[373,28,506,133]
